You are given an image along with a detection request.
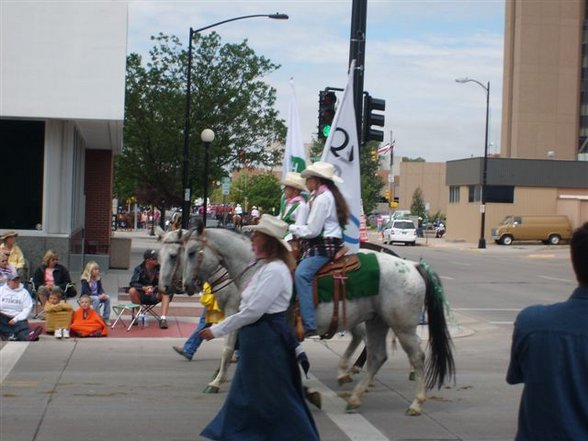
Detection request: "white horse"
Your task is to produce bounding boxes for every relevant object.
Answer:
[181,227,455,415]
[157,227,240,393]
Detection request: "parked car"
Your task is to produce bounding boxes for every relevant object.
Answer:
[383,219,417,245]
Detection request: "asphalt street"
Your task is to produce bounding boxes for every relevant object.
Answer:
[1,230,576,440]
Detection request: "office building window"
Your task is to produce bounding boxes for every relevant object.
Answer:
[468,185,481,203]
[0,120,45,229]
[449,186,460,203]
[485,185,515,203]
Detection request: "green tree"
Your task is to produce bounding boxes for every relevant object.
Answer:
[115,32,286,209]
[229,173,282,214]
[402,156,426,162]
[410,187,427,219]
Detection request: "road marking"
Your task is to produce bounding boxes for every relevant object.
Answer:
[306,374,389,441]
[527,254,555,259]
[538,275,572,283]
[0,342,29,384]
[453,308,520,312]
[440,276,454,280]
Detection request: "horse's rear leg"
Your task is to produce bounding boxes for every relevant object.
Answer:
[203,331,236,393]
[395,329,426,415]
[346,318,388,412]
[337,324,366,385]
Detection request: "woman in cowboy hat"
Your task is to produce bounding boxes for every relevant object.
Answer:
[279,172,309,259]
[0,232,26,279]
[288,161,350,337]
[199,215,319,441]
[279,172,309,227]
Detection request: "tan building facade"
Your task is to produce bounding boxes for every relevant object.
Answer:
[397,162,448,217]
[501,0,585,160]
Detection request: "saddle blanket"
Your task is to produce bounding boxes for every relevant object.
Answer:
[316,253,380,303]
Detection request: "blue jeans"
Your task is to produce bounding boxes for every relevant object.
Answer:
[294,255,330,331]
[183,309,208,359]
[91,296,111,320]
[0,314,30,341]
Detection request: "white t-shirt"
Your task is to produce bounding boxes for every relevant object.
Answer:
[210,260,292,338]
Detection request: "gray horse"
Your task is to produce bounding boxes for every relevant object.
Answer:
[157,227,240,393]
[181,227,455,415]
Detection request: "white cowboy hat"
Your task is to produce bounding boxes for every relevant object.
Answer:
[243,214,292,251]
[281,172,307,191]
[300,161,343,183]
[0,231,18,241]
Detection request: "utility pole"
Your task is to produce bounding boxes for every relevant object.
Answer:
[348,0,367,148]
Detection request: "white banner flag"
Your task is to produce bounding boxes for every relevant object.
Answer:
[283,79,307,178]
[320,60,361,252]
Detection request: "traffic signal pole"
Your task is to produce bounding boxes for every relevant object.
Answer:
[349,0,367,149]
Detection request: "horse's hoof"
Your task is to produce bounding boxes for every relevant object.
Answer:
[203,385,220,394]
[405,407,422,416]
[306,391,322,409]
[408,371,416,381]
[337,375,353,386]
[345,402,360,413]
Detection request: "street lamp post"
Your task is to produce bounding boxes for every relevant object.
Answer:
[200,129,215,227]
[456,77,490,249]
[181,13,289,229]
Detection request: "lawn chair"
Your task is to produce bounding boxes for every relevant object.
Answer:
[111,292,173,331]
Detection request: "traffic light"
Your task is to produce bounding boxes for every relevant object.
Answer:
[318,90,337,139]
[384,189,391,201]
[370,149,378,162]
[362,93,386,143]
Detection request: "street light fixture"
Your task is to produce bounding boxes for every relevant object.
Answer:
[456,77,490,249]
[200,128,215,228]
[181,13,289,229]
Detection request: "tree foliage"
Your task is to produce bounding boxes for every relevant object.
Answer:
[228,173,282,214]
[115,32,286,208]
[410,187,427,218]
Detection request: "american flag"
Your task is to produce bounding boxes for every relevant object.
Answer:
[377,140,395,155]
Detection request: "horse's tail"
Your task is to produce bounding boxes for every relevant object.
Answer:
[416,260,455,390]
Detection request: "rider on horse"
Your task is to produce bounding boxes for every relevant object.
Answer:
[288,162,349,338]
[279,172,309,257]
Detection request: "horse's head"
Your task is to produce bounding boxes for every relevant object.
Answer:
[158,228,189,294]
[182,228,225,295]
[182,228,256,293]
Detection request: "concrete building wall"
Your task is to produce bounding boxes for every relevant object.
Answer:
[446,186,568,242]
[501,0,584,160]
[398,162,448,216]
[1,1,127,121]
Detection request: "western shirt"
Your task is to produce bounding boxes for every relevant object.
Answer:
[289,189,342,239]
[210,260,292,338]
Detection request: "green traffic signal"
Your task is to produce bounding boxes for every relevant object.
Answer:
[322,124,332,138]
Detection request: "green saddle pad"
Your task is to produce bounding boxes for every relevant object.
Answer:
[316,253,380,303]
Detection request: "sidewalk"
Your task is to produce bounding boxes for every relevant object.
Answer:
[29,229,201,339]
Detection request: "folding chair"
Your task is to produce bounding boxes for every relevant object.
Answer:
[27,278,45,320]
[111,293,173,331]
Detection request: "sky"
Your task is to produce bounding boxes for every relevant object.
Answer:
[127,0,505,163]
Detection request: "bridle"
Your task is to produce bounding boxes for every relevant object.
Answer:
[188,229,260,289]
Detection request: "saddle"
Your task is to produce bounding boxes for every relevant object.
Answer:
[310,247,361,340]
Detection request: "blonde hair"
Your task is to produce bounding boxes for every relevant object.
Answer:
[78,294,92,305]
[43,250,59,266]
[81,261,100,282]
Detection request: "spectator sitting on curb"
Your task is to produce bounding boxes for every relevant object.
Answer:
[0,272,43,341]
